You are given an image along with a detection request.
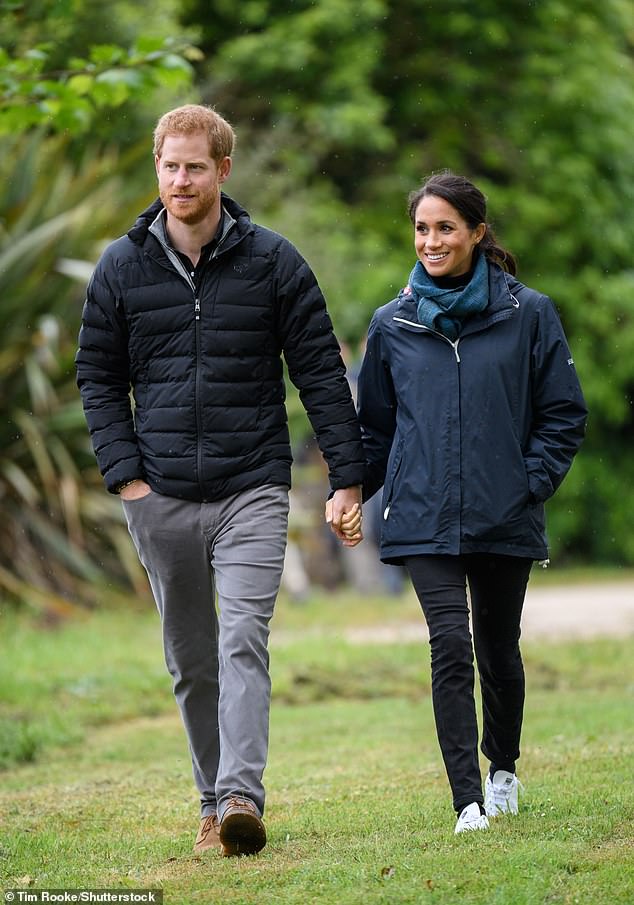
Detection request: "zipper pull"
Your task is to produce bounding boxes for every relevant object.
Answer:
[383,504,391,520]
[195,297,200,320]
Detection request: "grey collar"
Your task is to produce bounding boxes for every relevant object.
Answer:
[148,205,235,255]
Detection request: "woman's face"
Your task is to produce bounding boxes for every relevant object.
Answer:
[414,195,485,278]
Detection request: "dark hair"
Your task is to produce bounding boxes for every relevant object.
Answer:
[407,170,516,275]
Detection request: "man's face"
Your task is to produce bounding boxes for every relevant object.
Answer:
[155,131,231,226]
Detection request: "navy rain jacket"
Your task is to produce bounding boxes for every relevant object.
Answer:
[357,262,587,562]
[76,193,364,500]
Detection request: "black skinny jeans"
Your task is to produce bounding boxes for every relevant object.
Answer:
[404,553,533,813]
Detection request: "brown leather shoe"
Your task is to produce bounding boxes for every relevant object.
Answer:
[219,796,266,856]
[193,814,221,853]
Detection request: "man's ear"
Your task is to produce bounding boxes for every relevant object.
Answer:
[154,155,161,178]
[218,156,232,184]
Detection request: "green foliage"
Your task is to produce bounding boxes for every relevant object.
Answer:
[0,37,195,135]
[0,133,153,610]
[0,0,199,609]
[0,718,41,768]
[183,0,634,564]
[0,0,198,142]
[182,0,392,172]
[1,0,634,594]
[481,2,634,563]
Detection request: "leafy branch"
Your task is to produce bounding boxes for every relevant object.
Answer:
[0,36,200,134]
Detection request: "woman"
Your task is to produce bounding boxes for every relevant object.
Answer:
[336,171,587,834]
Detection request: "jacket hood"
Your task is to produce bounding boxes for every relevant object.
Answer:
[126,192,250,246]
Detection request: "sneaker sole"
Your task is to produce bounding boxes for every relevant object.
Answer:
[455,819,490,834]
[485,804,518,817]
[220,812,266,856]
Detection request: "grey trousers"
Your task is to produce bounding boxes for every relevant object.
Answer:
[122,483,289,820]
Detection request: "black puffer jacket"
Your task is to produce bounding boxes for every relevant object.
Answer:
[76,194,364,500]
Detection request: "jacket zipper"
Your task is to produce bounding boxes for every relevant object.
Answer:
[149,214,241,495]
[392,280,520,358]
[392,317,461,362]
[211,216,234,259]
[388,282,520,530]
[385,318,461,526]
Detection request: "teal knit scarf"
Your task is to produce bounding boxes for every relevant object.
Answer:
[409,252,489,340]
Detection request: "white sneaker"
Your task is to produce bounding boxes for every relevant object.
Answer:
[454,802,490,834]
[484,770,524,817]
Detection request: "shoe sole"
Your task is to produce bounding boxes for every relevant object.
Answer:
[220,812,266,856]
[193,838,222,853]
[485,804,518,817]
[455,819,490,834]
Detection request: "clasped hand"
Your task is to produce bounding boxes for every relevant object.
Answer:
[325,486,363,547]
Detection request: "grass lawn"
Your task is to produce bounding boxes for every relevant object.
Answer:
[0,585,633,904]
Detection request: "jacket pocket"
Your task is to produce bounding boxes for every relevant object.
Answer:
[382,440,404,520]
[463,454,531,542]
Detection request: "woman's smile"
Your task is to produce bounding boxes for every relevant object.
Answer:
[415,195,485,277]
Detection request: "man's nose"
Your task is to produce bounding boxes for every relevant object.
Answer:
[174,166,191,184]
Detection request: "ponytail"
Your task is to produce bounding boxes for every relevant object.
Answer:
[479,227,516,276]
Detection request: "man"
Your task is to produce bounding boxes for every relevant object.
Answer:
[76,104,363,856]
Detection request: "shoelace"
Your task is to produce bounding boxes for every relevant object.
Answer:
[197,814,218,842]
[458,810,489,831]
[226,795,258,813]
[464,814,488,827]
[490,775,524,805]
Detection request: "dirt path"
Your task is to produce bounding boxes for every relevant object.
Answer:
[343,581,634,644]
[519,580,634,639]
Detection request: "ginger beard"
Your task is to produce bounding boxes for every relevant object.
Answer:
[159,181,220,225]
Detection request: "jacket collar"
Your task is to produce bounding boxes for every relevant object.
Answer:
[394,261,519,334]
[127,192,252,254]
[148,205,236,253]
